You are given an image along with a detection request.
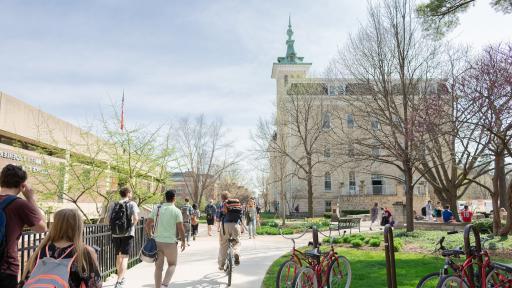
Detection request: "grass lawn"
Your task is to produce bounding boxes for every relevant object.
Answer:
[262,247,442,288]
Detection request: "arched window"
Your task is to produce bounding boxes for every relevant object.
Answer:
[322,112,332,129]
[324,172,332,191]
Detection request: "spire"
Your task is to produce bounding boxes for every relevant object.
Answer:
[277,15,305,64]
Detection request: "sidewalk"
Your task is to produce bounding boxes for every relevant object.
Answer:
[104,221,375,288]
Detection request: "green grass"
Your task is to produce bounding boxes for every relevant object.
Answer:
[262,247,442,288]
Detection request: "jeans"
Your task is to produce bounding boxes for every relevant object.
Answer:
[183,222,191,243]
[248,219,256,237]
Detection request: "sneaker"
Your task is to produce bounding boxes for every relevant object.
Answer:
[219,265,225,271]
[115,279,125,288]
[193,235,196,241]
[161,284,168,288]
[234,254,240,266]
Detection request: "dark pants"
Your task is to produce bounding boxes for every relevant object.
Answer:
[192,224,199,236]
[0,272,18,288]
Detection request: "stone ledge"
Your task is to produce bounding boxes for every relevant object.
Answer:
[414,221,467,231]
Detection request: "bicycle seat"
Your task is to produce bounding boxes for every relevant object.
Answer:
[491,262,512,273]
[441,249,465,257]
[305,249,321,258]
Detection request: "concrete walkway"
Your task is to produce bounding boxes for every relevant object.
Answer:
[104,221,374,288]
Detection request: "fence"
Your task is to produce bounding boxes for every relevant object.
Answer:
[19,219,146,281]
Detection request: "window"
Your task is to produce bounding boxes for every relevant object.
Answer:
[372,144,380,158]
[347,143,354,158]
[325,201,332,213]
[328,85,336,96]
[324,172,332,191]
[337,84,346,95]
[349,171,356,194]
[371,174,383,195]
[322,112,332,129]
[347,114,354,128]
[324,147,331,158]
[284,75,288,86]
[371,118,380,130]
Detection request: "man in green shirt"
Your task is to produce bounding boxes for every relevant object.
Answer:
[145,190,185,288]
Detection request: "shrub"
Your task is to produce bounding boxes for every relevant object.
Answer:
[323,213,332,219]
[342,236,352,244]
[341,209,369,216]
[261,220,279,228]
[369,239,381,247]
[352,234,366,241]
[256,226,290,235]
[364,238,371,244]
[393,238,404,252]
[351,239,364,248]
[473,219,493,234]
[488,242,498,251]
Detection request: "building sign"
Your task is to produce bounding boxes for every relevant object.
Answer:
[0,149,48,174]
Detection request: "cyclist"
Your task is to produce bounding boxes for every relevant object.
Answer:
[217,191,244,271]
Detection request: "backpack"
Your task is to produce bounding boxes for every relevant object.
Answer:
[22,245,77,288]
[224,198,242,221]
[110,201,133,236]
[421,206,427,217]
[0,195,17,262]
[181,205,191,223]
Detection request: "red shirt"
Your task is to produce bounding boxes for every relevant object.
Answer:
[460,209,473,223]
[0,195,42,276]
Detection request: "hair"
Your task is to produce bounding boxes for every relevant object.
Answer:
[165,190,176,202]
[185,198,189,203]
[119,187,131,198]
[192,203,198,210]
[221,191,230,201]
[23,209,96,279]
[464,205,469,209]
[247,198,255,208]
[444,205,450,209]
[0,164,27,188]
[374,202,378,206]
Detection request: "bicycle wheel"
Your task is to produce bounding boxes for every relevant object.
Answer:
[327,255,351,288]
[436,275,469,288]
[417,272,441,288]
[226,250,233,286]
[276,259,301,288]
[292,267,318,288]
[486,268,512,288]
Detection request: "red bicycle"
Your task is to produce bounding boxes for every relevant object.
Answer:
[276,228,310,288]
[291,229,351,288]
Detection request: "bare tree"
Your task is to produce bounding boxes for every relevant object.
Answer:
[174,115,240,206]
[331,0,441,231]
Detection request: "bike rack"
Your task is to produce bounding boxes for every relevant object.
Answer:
[463,224,483,287]
[384,224,397,288]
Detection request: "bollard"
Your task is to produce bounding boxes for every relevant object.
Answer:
[463,224,482,287]
[312,226,320,249]
[384,225,397,288]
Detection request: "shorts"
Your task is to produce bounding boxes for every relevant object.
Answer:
[207,216,215,225]
[0,272,18,288]
[112,235,134,255]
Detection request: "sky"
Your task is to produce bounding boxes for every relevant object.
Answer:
[1,0,511,188]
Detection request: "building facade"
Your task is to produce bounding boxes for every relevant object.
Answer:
[268,20,430,217]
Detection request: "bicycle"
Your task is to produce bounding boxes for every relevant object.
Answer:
[417,231,466,288]
[436,226,512,288]
[224,237,237,287]
[292,229,351,288]
[276,228,311,288]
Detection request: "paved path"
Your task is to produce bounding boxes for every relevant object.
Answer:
[104,222,373,288]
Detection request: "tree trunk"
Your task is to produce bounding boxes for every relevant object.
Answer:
[492,153,505,234]
[405,168,414,232]
[447,188,459,222]
[499,180,512,235]
[307,174,313,218]
[280,176,286,226]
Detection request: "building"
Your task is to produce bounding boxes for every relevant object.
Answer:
[0,91,161,220]
[170,171,216,204]
[268,19,431,217]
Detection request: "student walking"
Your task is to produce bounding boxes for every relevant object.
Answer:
[20,208,102,288]
[145,190,186,288]
[205,199,217,236]
[380,208,394,227]
[191,203,200,240]
[107,187,140,288]
[245,198,257,239]
[0,164,46,288]
[180,198,193,246]
[369,203,379,230]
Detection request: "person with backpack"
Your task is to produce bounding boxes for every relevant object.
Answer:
[218,191,244,270]
[0,164,46,288]
[107,187,139,288]
[245,198,257,239]
[191,203,200,240]
[20,208,102,288]
[145,189,186,288]
[180,198,193,246]
[369,202,379,230]
[205,199,217,236]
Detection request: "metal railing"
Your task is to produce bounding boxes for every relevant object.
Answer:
[19,219,146,281]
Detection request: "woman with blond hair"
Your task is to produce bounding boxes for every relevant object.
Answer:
[20,208,102,288]
[245,198,257,239]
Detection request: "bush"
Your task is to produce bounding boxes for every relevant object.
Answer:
[364,238,371,244]
[393,238,404,252]
[369,239,381,247]
[352,234,366,241]
[322,236,343,244]
[351,239,364,248]
[261,220,279,228]
[323,213,332,219]
[342,236,352,244]
[488,242,498,251]
[473,219,493,234]
[341,209,369,216]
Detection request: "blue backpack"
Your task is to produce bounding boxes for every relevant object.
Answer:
[0,195,18,261]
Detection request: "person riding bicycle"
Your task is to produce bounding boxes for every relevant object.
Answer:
[217,191,244,271]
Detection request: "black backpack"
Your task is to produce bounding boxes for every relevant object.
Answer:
[110,201,133,235]
[0,195,17,262]
[421,206,427,217]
